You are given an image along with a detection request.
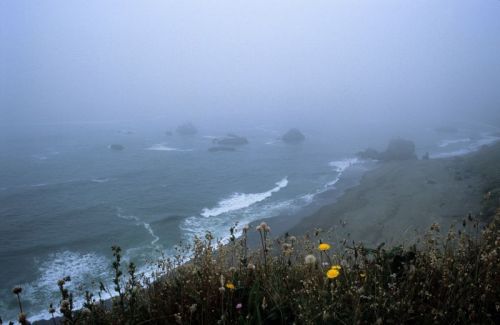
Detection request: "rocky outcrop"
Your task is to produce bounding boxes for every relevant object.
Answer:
[281,128,305,144]
[357,138,417,161]
[213,134,248,146]
[176,122,197,136]
[109,144,124,151]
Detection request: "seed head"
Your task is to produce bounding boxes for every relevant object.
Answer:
[12,287,22,295]
[304,254,317,265]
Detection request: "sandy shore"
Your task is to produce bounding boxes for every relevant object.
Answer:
[286,142,500,247]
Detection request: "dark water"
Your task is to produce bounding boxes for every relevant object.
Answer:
[0,121,497,321]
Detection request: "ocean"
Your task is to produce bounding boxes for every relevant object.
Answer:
[0,121,498,322]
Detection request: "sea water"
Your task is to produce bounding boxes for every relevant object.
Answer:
[0,121,498,321]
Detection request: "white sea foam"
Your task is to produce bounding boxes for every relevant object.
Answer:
[438,138,471,148]
[31,183,48,187]
[180,178,290,244]
[33,154,48,160]
[25,251,110,322]
[326,158,359,187]
[146,144,192,152]
[200,177,288,218]
[91,177,110,183]
[431,133,499,159]
[117,210,160,246]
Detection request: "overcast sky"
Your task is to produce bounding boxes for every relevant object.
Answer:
[1,0,500,128]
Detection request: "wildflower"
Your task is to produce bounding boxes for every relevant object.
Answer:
[326,268,340,279]
[189,304,197,313]
[360,271,367,278]
[257,222,271,232]
[18,312,27,324]
[236,303,242,310]
[304,254,317,265]
[289,236,297,243]
[247,263,256,271]
[12,287,22,295]
[229,266,236,273]
[226,281,235,290]
[60,300,70,309]
[318,243,331,251]
[331,264,342,270]
[282,243,293,254]
[175,313,182,324]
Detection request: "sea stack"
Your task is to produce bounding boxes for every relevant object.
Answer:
[176,122,197,136]
[282,128,305,144]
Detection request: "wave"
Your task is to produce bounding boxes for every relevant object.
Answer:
[438,138,471,148]
[31,183,48,187]
[32,154,48,160]
[146,144,192,152]
[431,133,499,159]
[24,251,110,322]
[91,177,110,183]
[117,210,160,246]
[327,158,359,187]
[200,177,288,218]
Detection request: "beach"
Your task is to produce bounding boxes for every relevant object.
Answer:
[287,142,500,247]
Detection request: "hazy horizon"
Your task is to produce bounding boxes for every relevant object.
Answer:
[2,0,500,131]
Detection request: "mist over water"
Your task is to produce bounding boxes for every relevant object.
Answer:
[1,0,500,322]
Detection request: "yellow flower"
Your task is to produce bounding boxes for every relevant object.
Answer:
[360,271,367,278]
[331,265,341,270]
[225,282,235,290]
[326,268,340,279]
[318,243,331,251]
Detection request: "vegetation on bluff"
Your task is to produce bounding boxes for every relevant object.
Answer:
[7,205,500,324]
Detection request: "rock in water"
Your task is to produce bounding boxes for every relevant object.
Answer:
[208,146,236,152]
[213,134,249,146]
[109,144,124,151]
[281,128,305,144]
[176,122,197,135]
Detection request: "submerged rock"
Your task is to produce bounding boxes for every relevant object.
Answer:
[176,122,197,136]
[109,144,124,151]
[213,134,249,146]
[281,128,305,144]
[208,146,236,152]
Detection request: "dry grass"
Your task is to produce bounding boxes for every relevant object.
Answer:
[7,209,500,325]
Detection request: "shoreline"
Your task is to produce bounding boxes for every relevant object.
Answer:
[27,141,500,323]
[287,142,500,247]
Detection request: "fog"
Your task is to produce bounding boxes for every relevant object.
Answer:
[1,0,500,134]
